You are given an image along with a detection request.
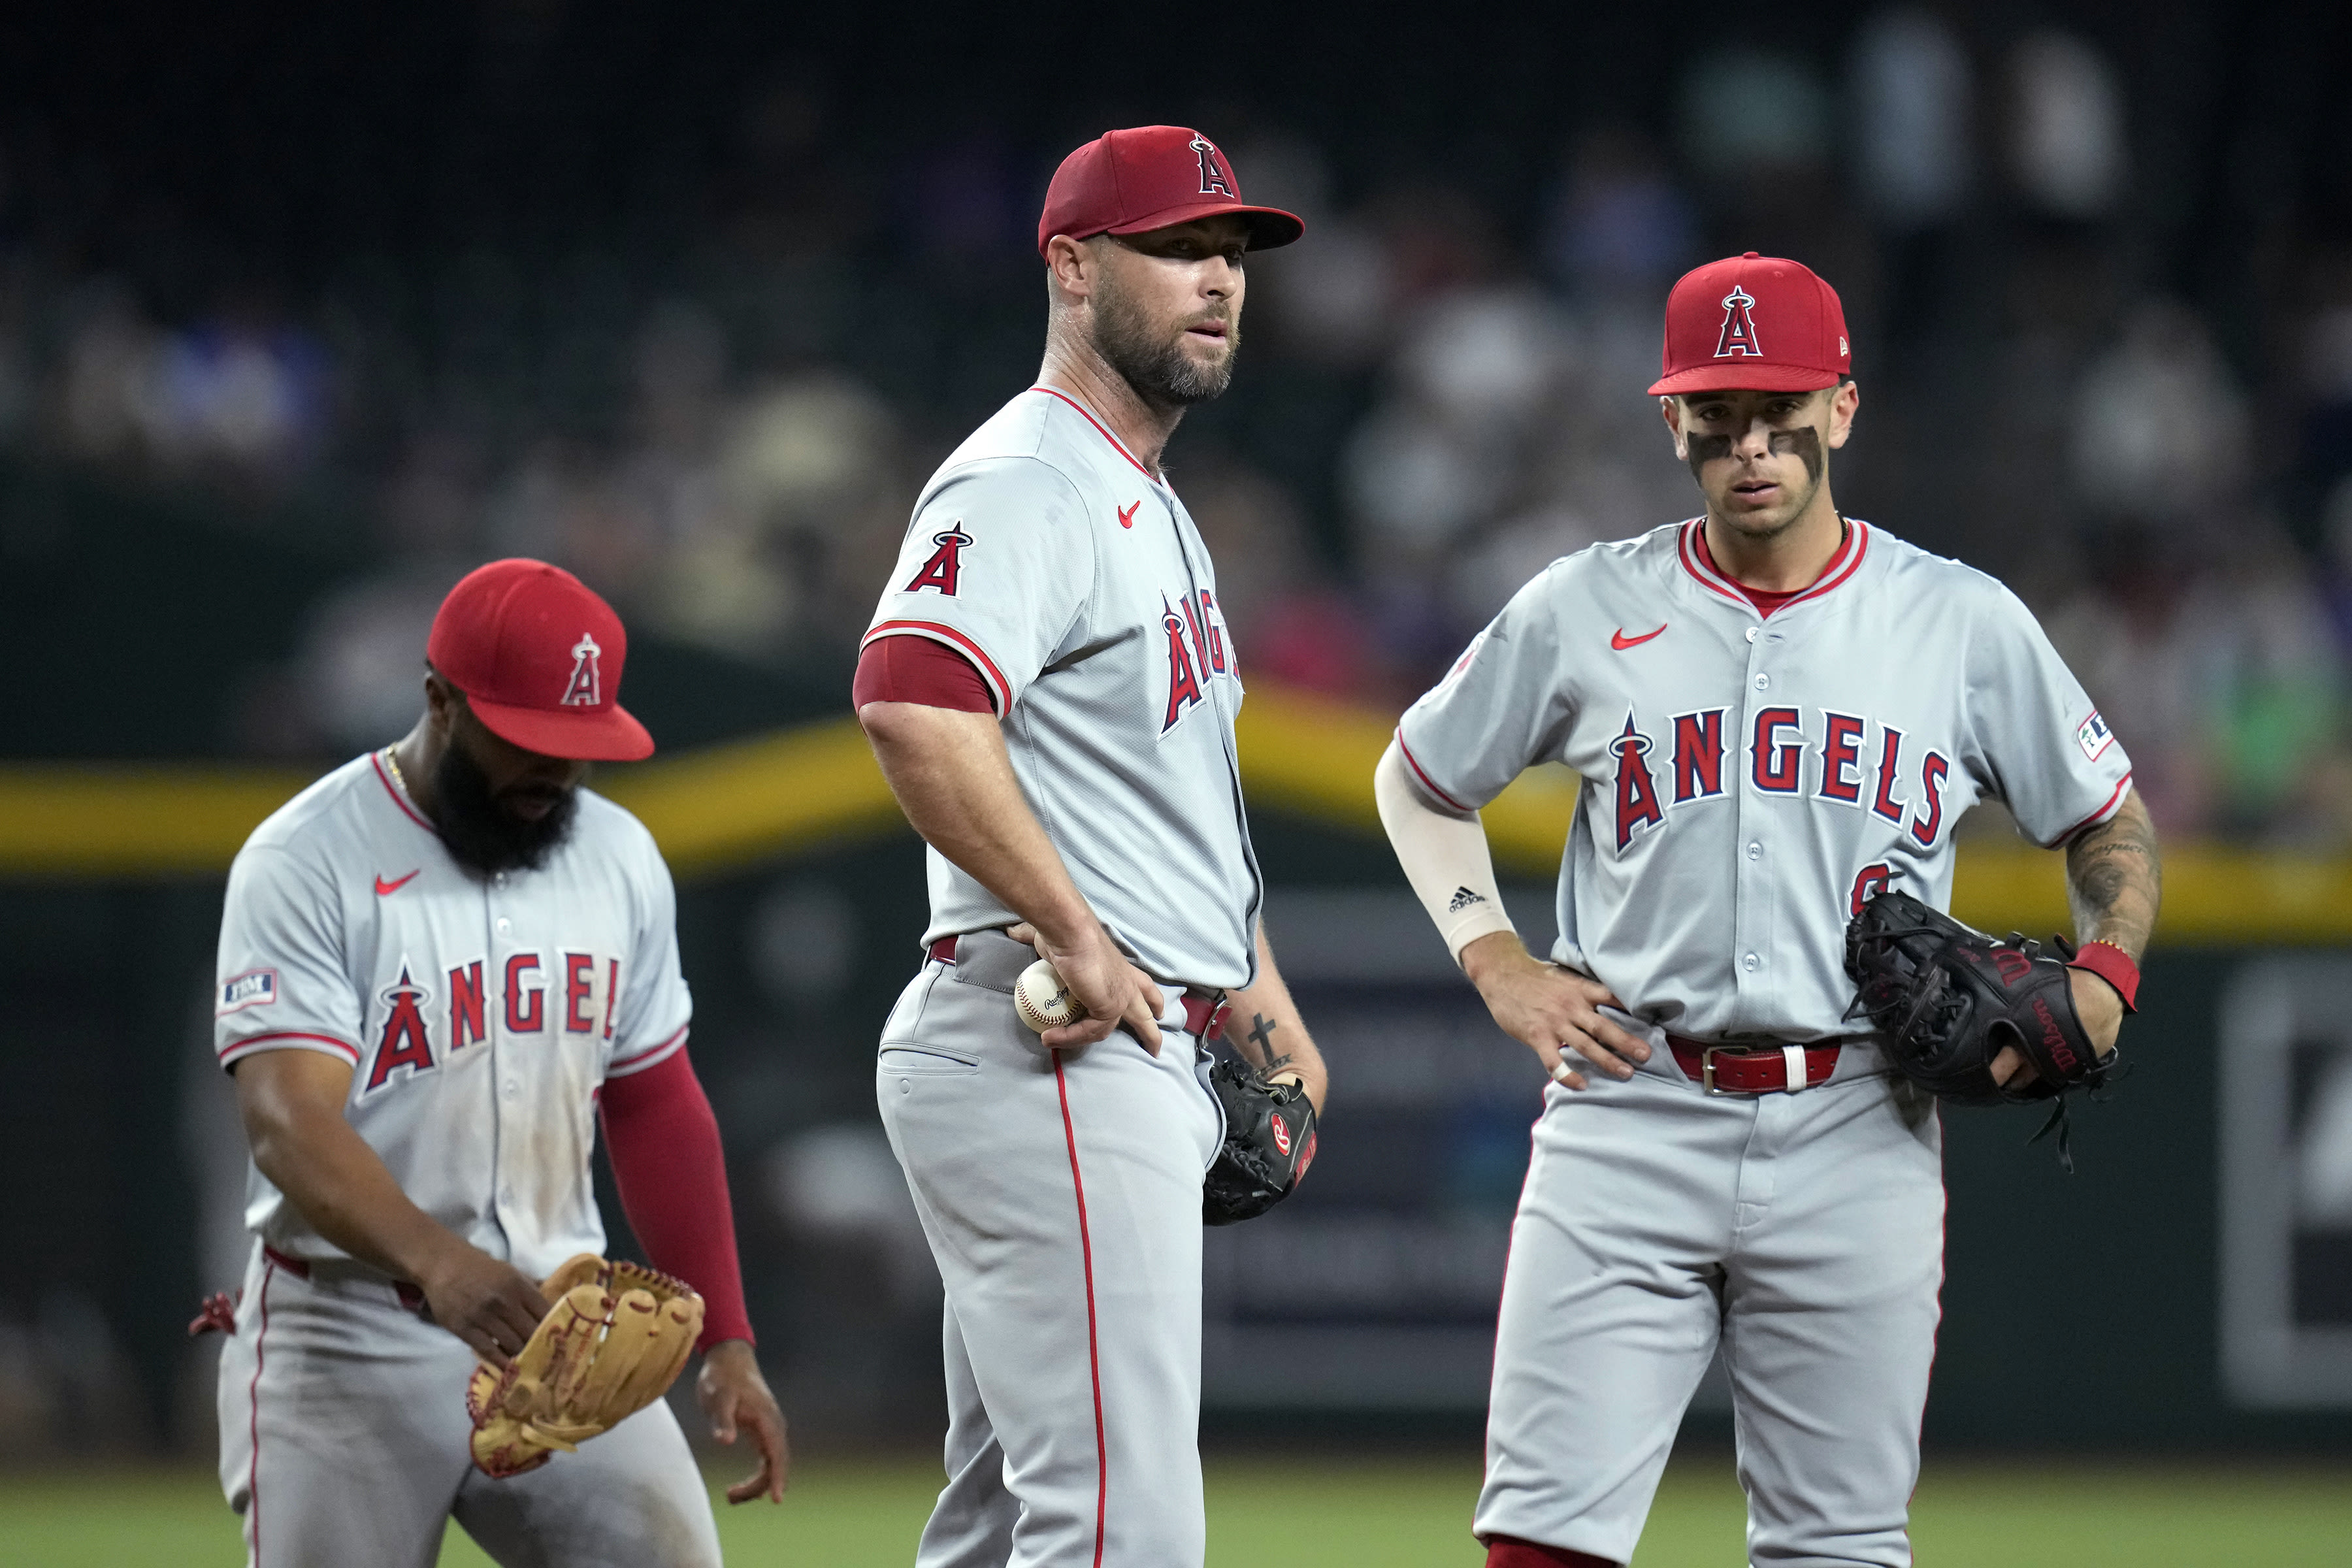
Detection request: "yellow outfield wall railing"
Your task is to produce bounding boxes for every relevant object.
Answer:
[0,681,2345,944]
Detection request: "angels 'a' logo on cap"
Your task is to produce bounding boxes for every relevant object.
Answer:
[561,633,603,708]
[1714,285,1763,359]
[1190,133,1234,197]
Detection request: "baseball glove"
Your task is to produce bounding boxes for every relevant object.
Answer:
[1202,1056,1318,1225]
[466,1253,704,1479]
[1844,890,2115,1166]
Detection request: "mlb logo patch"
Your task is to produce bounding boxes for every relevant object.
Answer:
[2076,711,2116,762]
[218,969,278,1016]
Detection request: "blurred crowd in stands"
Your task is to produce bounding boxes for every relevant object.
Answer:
[5,8,2351,845]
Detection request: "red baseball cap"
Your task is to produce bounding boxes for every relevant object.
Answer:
[1648,252,1852,397]
[425,559,655,762]
[1037,126,1303,259]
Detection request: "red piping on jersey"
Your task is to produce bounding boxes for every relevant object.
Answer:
[1032,385,1154,479]
[368,751,437,834]
[220,1030,363,1066]
[1396,730,1474,813]
[1910,1103,1948,1555]
[864,621,1015,716]
[246,1253,276,1565]
[606,1022,691,1078]
[1676,517,1869,614]
[2054,771,2133,846]
[1053,1053,1110,1568]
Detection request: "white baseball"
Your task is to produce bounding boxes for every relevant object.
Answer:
[1014,958,1079,1034]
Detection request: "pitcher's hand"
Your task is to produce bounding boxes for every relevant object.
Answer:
[1007,923,1166,1054]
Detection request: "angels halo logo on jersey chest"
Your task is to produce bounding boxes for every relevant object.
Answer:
[905,523,973,595]
[365,964,438,1093]
[561,634,602,708]
[1714,285,1763,359]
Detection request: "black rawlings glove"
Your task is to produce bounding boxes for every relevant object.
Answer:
[1201,1055,1318,1225]
[1844,890,2116,1167]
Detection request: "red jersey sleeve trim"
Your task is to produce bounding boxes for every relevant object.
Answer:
[862,621,1015,715]
[218,1031,365,1068]
[1030,385,1153,478]
[2051,772,2134,847]
[853,635,998,715]
[606,1022,691,1078]
[1395,730,1475,813]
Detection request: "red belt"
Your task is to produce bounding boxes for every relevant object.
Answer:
[1669,1036,1841,1095]
[929,935,1230,1040]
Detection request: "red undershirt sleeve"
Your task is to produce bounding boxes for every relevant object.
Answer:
[597,1048,755,1351]
[853,635,998,713]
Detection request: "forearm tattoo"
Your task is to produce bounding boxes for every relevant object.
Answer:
[1242,1011,1290,1071]
[2065,792,2161,959]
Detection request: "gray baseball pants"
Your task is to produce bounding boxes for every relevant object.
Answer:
[1475,1035,1944,1567]
[877,930,1224,1568]
[214,1240,719,1568]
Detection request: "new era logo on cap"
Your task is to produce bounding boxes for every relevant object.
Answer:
[1649,252,1851,397]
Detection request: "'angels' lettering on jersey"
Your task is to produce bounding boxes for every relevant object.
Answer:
[1398,518,2132,1041]
[212,752,693,1277]
[1605,706,1954,853]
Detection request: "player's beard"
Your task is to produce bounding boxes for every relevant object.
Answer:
[430,739,580,876]
[1090,272,1237,409]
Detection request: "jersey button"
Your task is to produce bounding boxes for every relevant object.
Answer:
[1746,841,1762,860]
[495,917,512,935]
[502,1079,519,1100]
[1753,673,1770,691]
[1742,952,1760,972]
[1746,626,1759,643]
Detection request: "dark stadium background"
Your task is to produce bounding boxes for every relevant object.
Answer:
[3,0,2349,1505]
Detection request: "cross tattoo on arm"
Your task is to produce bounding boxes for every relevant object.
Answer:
[1243,1012,1290,1073]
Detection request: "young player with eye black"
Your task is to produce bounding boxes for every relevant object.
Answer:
[1376,253,2161,1568]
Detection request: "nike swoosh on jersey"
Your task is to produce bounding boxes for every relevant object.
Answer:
[374,870,421,896]
[1611,624,1667,650]
[1117,500,1141,529]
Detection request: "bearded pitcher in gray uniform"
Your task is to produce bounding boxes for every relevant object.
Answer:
[853,127,1330,1568]
[1375,254,2163,1568]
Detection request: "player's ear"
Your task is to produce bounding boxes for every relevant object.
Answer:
[1660,395,1687,459]
[423,669,461,737]
[1043,234,1096,302]
[1827,379,1860,449]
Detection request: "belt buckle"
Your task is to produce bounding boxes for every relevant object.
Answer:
[1700,1045,1738,1096]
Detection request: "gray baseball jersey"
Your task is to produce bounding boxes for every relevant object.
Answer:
[862,385,1260,990]
[1397,517,2132,1041]
[214,750,694,1279]
[209,750,710,1567]
[1394,515,2131,1566]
